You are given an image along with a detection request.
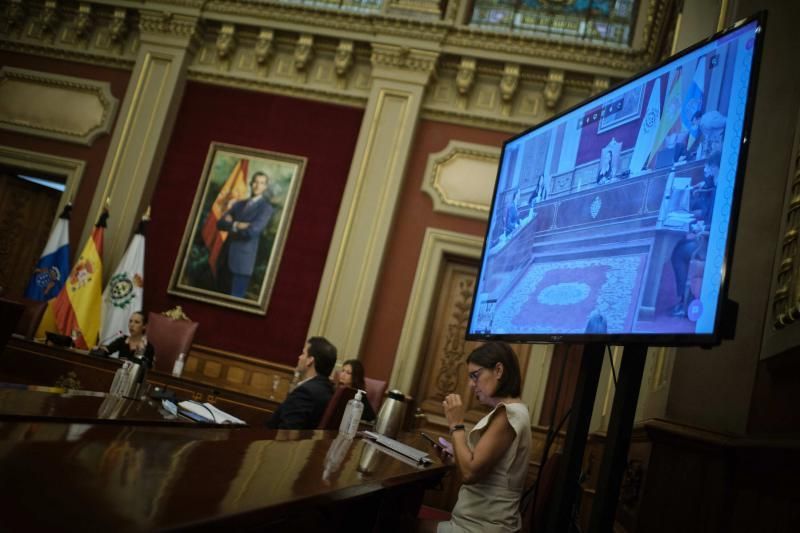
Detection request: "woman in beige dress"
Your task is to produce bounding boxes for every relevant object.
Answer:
[437,342,532,533]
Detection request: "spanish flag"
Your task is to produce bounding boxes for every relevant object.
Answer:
[51,209,109,349]
[201,159,250,276]
[647,68,683,168]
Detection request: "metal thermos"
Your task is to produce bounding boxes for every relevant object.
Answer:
[374,389,407,438]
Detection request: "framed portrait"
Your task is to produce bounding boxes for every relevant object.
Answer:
[168,142,306,314]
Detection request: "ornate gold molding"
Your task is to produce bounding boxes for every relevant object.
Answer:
[0,66,118,145]
[390,228,485,393]
[772,136,800,330]
[420,140,499,220]
[370,43,438,76]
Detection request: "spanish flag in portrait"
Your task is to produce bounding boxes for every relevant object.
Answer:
[200,159,250,277]
[51,208,109,349]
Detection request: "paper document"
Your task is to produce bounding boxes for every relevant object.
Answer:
[177,401,246,425]
[362,430,431,464]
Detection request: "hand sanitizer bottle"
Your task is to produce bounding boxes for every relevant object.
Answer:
[338,389,365,438]
[172,352,186,377]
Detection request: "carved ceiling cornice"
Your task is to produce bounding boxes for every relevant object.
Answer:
[0,0,675,133]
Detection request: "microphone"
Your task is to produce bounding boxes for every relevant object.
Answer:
[98,330,124,347]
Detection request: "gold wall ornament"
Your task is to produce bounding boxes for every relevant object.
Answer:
[370,43,439,81]
[216,23,236,59]
[162,305,191,321]
[109,7,127,43]
[593,75,611,95]
[294,34,314,72]
[5,0,25,30]
[74,3,92,40]
[420,140,499,220]
[455,57,476,96]
[41,0,58,35]
[0,66,119,145]
[543,68,564,109]
[499,63,519,102]
[254,28,274,65]
[138,10,199,41]
[771,142,800,331]
[334,40,354,78]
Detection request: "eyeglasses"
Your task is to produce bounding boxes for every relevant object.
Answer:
[468,368,485,383]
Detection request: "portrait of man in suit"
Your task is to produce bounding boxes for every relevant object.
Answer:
[169,143,306,314]
[216,171,278,297]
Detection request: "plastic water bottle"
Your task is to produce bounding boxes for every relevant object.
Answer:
[338,389,365,438]
[172,352,186,377]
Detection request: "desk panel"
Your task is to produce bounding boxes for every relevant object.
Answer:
[0,427,448,532]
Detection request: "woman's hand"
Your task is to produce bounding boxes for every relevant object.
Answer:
[442,393,465,429]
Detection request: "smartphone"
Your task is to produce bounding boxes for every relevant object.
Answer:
[420,432,440,449]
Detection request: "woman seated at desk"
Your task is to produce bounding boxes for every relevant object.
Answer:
[97,311,155,369]
[336,359,376,422]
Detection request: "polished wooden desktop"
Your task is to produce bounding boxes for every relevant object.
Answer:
[0,384,233,426]
[0,336,279,425]
[0,425,448,532]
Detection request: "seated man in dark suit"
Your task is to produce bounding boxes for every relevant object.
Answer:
[266,336,337,429]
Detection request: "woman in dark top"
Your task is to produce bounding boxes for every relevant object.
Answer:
[99,311,155,369]
[337,359,376,421]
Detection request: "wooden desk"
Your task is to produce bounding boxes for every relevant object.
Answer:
[0,337,279,425]
[0,385,235,427]
[0,426,448,532]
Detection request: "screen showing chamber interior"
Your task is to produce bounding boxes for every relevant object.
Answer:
[468,19,761,339]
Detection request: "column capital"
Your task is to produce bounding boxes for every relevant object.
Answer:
[370,44,439,85]
[138,9,204,51]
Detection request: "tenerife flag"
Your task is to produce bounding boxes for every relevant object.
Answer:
[201,159,249,277]
[24,203,71,301]
[628,78,661,176]
[51,209,109,349]
[100,212,147,345]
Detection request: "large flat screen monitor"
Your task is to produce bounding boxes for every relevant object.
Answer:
[467,13,766,346]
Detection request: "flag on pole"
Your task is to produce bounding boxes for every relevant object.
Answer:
[100,211,148,345]
[51,208,109,349]
[628,78,661,177]
[200,159,250,276]
[647,68,684,168]
[682,57,706,155]
[25,203,71,301]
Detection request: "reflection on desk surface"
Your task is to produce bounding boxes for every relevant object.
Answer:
[0,428,449,532]
[0,384,190,425]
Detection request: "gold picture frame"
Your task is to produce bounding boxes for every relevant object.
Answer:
[168,142,306,314]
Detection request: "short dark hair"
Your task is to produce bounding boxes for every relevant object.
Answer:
[467,342,522,398]
[132,310,147,324]
[250,171,269,186]
[342,359,366,391]
[307,336,337,377]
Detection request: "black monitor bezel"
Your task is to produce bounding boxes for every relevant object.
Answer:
[466,11,767,347]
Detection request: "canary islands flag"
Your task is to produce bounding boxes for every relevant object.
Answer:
[201,159,250,277]
[51,209,109,349]
[25,203,71,301]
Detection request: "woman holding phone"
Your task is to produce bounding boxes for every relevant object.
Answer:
[431,342,531,533]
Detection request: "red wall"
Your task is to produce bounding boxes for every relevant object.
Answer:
[146,81,363,366]
[359,119,511,381]
[0,51,131,249]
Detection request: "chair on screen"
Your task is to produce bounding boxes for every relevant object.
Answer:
[146,307,198,374]
[317,386,357,430]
